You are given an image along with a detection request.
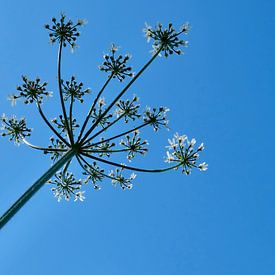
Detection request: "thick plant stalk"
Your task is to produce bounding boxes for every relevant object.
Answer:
[0,149,75,230]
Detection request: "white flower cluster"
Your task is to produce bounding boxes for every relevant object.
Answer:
[143,106,170,131]
[109,167,136,190]
[0,15,207,206]
[165,133,208,175]
[49,171,85,202]
[119,130,148,161]
[115,95,141,122]
[99,44,134,81]
[143,22,189,57]
[0,114,32,145]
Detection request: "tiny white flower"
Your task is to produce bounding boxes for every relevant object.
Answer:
[70,43,79,53]
[185,169,191,175]
[1,113,7,121]
[77,19,88,26]
[193,153,199,159]
[111,43,119,53]
[182,40,189,47]
[181,22,190,33]
[57,195,62,202]
[98,97,106,106]
[163,107,170,113]
[165,151,174,163]
[94,184,101,190]
[130,173,137,180]
[46,91,53,98]
[167,138,178,150]
[143,22,153,42]
[198,143,204,151]
[125,53,132,59]
[74,191,85,202]
[190,138,196,146]
[127,184,133,190]
[174,133,187,144]
[7,94,18,106]
[65,194,70,201]
[198,162,208,171]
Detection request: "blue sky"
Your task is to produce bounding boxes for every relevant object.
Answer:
[0,0,274,274]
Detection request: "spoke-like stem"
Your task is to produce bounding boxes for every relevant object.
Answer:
[69,95,74,144]
[37,103,70,146]
[85,114,124,144]
[0,149,75,230]
[83,121,150,149]
[62,158,72,174]
[82,148,129,154]
[57,40,73,145]
[81,152,181,173]
[80,47,162,145]
[76,154,92,174]
[78,75,113,142]
[77,154,114,181]
[22,138,67,152]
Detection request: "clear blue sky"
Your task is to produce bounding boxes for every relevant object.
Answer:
[0,0,274,274]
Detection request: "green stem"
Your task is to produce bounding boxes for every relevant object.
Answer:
[81,152,181,173]
[57,41,73,145]
[69,94,74,144]
[22,138,67,152]
[77,154,114,181]
[37,103,69,146]
[77,75,113,142]
[82,121,150,149]
[86,114,124,144]
[0,149,75,230]
[82,148,129,154]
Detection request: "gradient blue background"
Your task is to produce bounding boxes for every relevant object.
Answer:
[0,0,274,274]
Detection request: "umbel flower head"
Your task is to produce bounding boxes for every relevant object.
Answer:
[119,130,148,161]
[1,14,207,204]
[0,114,32,145]
[12,76,52,105]
[61,76,91,103]
[99,44,134,81]
[165,133,208,175]
[45,14,86,50]
[115,95,141,123]
[48,171,84,202]
[143,22,189,57]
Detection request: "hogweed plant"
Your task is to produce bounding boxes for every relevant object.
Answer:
[0,15,207,229]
